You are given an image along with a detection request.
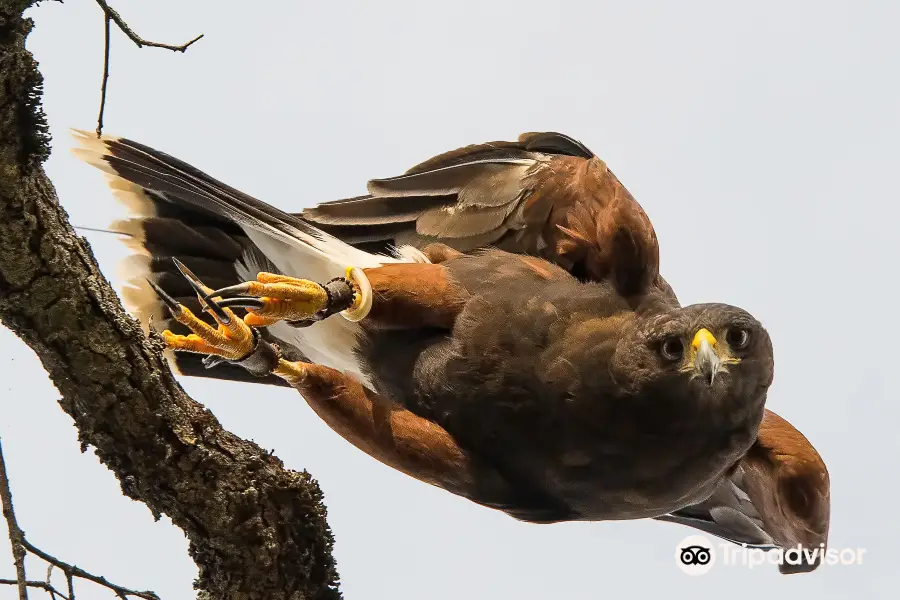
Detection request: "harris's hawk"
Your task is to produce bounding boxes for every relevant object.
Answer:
[72,131,825,572]
[301,132,831,573]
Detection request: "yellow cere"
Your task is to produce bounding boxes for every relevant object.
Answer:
[691,328,717,350]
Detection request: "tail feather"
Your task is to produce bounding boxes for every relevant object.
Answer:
[72,129,415,387]
[130,218,245,260]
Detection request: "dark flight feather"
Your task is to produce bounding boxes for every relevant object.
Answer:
[516,131,596,158]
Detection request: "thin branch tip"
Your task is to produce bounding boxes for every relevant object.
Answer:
[94,0,203,136]
[95,1,204,52]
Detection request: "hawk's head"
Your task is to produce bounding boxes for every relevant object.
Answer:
[612,303,775,423]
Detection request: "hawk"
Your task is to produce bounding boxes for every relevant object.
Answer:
[72,130,824,572]
[300,131,831,573]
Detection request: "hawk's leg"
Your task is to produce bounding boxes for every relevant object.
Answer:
[272,359,485,496]
[154,278,489,495]
[151,263,490,497]
[208,260,471,331]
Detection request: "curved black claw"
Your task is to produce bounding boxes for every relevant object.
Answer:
[172,258,232,324]
[215,297,267,309]
[146,278,183,318]
[203,282,252,301]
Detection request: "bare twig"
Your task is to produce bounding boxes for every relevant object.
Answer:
[96,14,111,138]
[65,571,74,600]
[93,0,204,137]
[95,1,204,52]
[0,580,68,600]
[0,439,28,600]
[44,565,63,600]
[21,541,159,600]
[0,440,158,600]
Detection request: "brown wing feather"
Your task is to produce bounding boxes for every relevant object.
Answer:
[416,202,520,239]
[304,153,541,247]
[367,157,538,198]
[300,135,558,234]
[300,193,453,226]
[403,140,538,174]
[743,411,831,574]
[302,132,660,297]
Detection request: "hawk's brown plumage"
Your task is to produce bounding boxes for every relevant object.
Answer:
[301,131,831,572]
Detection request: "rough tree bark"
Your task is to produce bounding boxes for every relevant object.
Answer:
[0,2,342,598]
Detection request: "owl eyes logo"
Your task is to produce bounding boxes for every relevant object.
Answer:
[675,535,716,575]
[680,545,711,565]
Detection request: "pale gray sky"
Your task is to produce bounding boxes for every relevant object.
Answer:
[2,0,897,598]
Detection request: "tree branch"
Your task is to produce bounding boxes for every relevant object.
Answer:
[0,579,67,600]
[3,402,159,600]
[21,537,159,599]
[96,13,110,138]
[0,439,28,600]
[93,0,204,137]
[95,1,204,52]
[0,2,341,598]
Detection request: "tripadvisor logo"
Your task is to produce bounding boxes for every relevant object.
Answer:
[676,536,715,576]
[676,535,866,575]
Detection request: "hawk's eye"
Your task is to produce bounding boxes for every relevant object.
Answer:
[660,336,684,361]
[726,327,751,350]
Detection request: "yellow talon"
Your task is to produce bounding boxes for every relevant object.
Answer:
[198,268,370,328]
[234,273,330,325]
[161,302,254,360]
